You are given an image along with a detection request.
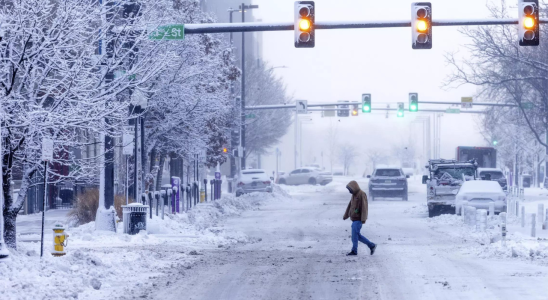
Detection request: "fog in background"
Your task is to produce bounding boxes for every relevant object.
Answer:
[242,0,508,175]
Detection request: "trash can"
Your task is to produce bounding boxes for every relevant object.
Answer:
[122,203,149,235]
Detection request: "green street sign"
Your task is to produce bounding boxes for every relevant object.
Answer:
[446,108,461,114]
[245,114,256,119]
[521,102,533,109]
[149,25,185,40]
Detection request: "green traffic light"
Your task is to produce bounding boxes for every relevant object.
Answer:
[410,104,417,112]
[397,111,404,118]
[493,140,498,146]
[363,105,371,113]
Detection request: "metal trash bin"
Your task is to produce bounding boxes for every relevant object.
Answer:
[122,203,149,235]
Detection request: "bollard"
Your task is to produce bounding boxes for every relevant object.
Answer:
[210,180,214,201]
[161,190,165,220]
[538,204,544,228]
[531,214,536,237]
[476,209,487,231]
[515,201,520,217]
[500,212,507,247]
[52,224,69,257]
[464,206,476,226]
[521,206,525,228]
[203,179,208,202]
[141,193,147,205]
[545,208,548,230]
[148,193,153,219]
[489,203,495,217]
[155,192,160,217]
[200,188,205,203]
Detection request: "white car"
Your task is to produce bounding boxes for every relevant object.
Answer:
[278,167,333,186]
[455,180,506,215]
[235,169,273,197]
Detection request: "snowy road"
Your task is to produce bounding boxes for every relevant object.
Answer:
[149,178,548,300]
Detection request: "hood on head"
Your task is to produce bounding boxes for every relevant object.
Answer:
[346,181,361,194]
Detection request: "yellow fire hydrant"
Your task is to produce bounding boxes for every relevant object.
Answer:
[52,224,69,257]
[200,188,205,203]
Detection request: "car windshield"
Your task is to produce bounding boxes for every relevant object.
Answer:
[435,167,475,180]
[374,169,401,177]
[480,171,504,180]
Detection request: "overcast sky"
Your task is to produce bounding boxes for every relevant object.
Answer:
[242,0,513,175]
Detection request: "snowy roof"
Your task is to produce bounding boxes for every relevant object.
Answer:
[375,165,401,169]
[477,168,503,172]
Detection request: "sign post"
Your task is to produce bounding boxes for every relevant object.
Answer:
[123,126,134,205]
[40,139,54,258]
[0,118,8,260]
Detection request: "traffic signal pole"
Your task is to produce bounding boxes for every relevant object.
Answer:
[183,18,548,35]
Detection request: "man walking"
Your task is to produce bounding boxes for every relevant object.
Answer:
[343,180,376,256]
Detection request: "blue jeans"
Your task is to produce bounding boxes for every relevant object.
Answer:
[351,221,375,253]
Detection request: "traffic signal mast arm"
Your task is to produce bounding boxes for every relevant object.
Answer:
[183,18,547,34]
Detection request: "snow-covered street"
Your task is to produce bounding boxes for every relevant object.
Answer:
[148,178,548,300]
[2,177,548,300]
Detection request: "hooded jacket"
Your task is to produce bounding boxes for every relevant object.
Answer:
[343,181,368,223]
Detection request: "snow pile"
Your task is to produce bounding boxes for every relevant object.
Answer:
[1,189,291,300]
[426,212,548,265]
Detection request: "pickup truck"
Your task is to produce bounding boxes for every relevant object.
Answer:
[422,159,478,217]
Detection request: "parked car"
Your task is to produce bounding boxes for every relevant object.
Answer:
[275,171,286,184]
[368,167,409,201]
[235,169,272,197]
[477,168,507,191]
[455,180,506,215]
[277,167,332,186]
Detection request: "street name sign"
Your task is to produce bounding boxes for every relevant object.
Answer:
[446,108,461,114]
[149,25,185,40]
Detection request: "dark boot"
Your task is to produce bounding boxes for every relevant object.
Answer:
[370,244,377,255]
[346,250,357,256]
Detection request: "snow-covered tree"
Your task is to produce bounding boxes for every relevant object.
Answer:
[0,0,171,248]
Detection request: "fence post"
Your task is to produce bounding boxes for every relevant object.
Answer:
[515,200,520,217]
[161,190,165,220]
[155,192,159,217]
[531,214,536,238]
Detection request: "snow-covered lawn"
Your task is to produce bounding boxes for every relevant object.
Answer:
[1,188,290,300]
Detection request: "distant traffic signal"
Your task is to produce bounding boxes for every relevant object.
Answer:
[351,105,359,116]
[409,93,418,112]
[223,148,228,153]
[294,1,315,48]
[492,139,498,146]
[519,0,539,46]
[362,94,371,113]
[397,102,404,118]
[411,2,432,49]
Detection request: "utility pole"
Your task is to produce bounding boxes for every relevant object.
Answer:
[239,3,259,170]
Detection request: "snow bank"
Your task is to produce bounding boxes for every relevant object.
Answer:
[1,189,291,300]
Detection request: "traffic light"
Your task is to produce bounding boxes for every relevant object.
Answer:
[223,147,228,154]
[518,0,539,46]
[411,2,432,49]
[493,140,498,146]
[294,1,315,48]
[409,93,418,112]
[362,94,371,113]
[397,102,404,118]
[351,105,359,116]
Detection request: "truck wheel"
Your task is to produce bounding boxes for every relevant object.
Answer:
[428,206,437,218]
